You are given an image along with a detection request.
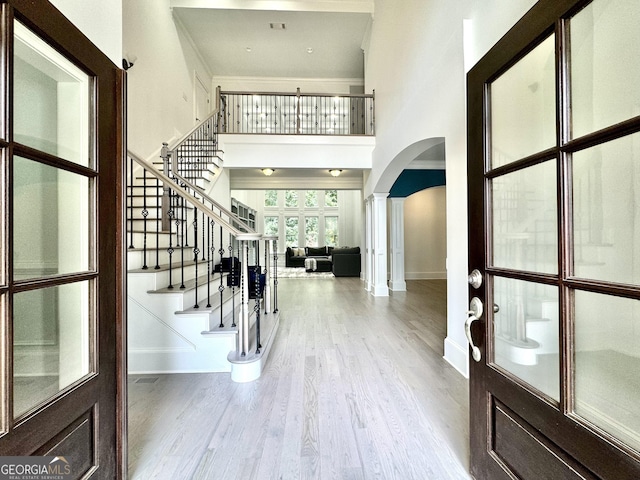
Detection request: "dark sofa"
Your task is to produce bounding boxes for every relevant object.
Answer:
[285,246,333,267]
[285,246,361,277]
[331,247,361,277]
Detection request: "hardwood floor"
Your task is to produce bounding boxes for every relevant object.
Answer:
[128,278,471,479]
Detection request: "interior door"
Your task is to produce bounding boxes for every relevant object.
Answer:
[0,0,123,477]
[467,0,640,478]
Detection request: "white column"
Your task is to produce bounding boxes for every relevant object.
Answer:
[371,193,389,297]
[389,197,407,292]
[364,197,372,291]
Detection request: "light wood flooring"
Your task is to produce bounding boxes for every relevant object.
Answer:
[127,278,471,479]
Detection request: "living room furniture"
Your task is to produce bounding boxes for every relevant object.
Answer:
[286,246,333,268]
[286,246,361,277]
[331,247,361,277]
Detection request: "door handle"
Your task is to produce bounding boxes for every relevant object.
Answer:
[466,297,483,362]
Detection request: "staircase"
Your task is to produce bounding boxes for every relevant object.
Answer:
[126,98,280,383]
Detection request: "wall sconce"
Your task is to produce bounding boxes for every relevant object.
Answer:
[262,168,275,176]
[122,54,137,71]
[329,169,342,177]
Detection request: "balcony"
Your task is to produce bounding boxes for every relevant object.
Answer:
[219,89,375,136]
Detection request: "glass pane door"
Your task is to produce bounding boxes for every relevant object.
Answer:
[10,21,96,421]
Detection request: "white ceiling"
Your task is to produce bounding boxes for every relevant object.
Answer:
[172,3,372,79]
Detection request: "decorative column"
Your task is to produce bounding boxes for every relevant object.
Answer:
[370,192,389,297]
[364,197,372,292]
[389,197,407,292]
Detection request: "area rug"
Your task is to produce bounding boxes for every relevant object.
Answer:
[275,266,334,279]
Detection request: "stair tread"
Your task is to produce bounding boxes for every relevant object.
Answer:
[148,272,225,294]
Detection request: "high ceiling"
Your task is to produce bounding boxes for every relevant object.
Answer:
[172,2,372,79]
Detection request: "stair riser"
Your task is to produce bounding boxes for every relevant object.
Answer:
[128,249,221,269]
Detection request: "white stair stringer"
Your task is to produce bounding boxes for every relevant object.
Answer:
[127,270,236,374]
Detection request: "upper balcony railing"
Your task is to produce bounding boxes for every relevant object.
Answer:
[219,89,375,136]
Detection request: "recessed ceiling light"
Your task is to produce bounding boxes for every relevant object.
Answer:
[306,47,314,54]
[270,23,286,30]
[245,47,252,53]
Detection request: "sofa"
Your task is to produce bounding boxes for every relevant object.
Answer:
[285,246,332,268]
[331,247,361,277]
[285,246,361,277]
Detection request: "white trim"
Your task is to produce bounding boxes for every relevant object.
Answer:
[405,271,447,280]
[444,337,469,378]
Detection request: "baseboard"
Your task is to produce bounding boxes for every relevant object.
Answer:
[444,337,469,378]
[405,271,447,280]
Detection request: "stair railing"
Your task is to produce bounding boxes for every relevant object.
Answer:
[128,150,266,357]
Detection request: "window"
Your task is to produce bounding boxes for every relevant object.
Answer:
[285,217,299,247]
[285,190,298,208]
[325,216,338,246]
[325,189,338,207]
[305,217,319,246]
[264,190,278,207]
[305,190,318,207]
[264,216,278,236]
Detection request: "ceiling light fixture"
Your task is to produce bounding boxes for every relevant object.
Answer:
[245,47,252,53]
[262,168,275,176]
[329,169,342,177]
[306,47,314,54]
[270,22,286,30]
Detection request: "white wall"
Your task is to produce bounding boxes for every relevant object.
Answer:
[364,0,536,376]
[49,0,122,66]
[401,186,447,280]
[123,0,213,158]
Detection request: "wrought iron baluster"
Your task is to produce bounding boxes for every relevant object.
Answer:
[273,239,279,313]
[179,194,186,289]
[201,210,206,261]
[166,187,175,289]
[154,177,161,269]
[128,156,134,249]
[218,224,225,328]
[254,240,261,354]
[206,217,212,309]
[230,234,236,328]
[141,168,149,270]
[193,206,199,308]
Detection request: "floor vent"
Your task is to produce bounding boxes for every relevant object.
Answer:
[134,377,159,384]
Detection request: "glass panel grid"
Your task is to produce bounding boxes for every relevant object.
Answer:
[13,280,92,418]
[491,161,558,274]
[13,156,91,281]
[492,276,560,401]
[574,290,640,452]
[572,133,640,285]
[14,21,92,168]
[490,35,556,168]
[570,0,640,139]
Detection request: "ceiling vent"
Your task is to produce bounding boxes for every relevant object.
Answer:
[269,23,286,30]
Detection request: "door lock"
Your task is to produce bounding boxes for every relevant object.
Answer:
[468,269,483,289]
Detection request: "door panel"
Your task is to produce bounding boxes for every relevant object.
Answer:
[468,0,640,478]
[0,0,123,477]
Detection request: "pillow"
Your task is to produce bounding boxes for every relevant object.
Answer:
[332,246,360,255]
[294,247,305,256]
[307,246,326,257]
